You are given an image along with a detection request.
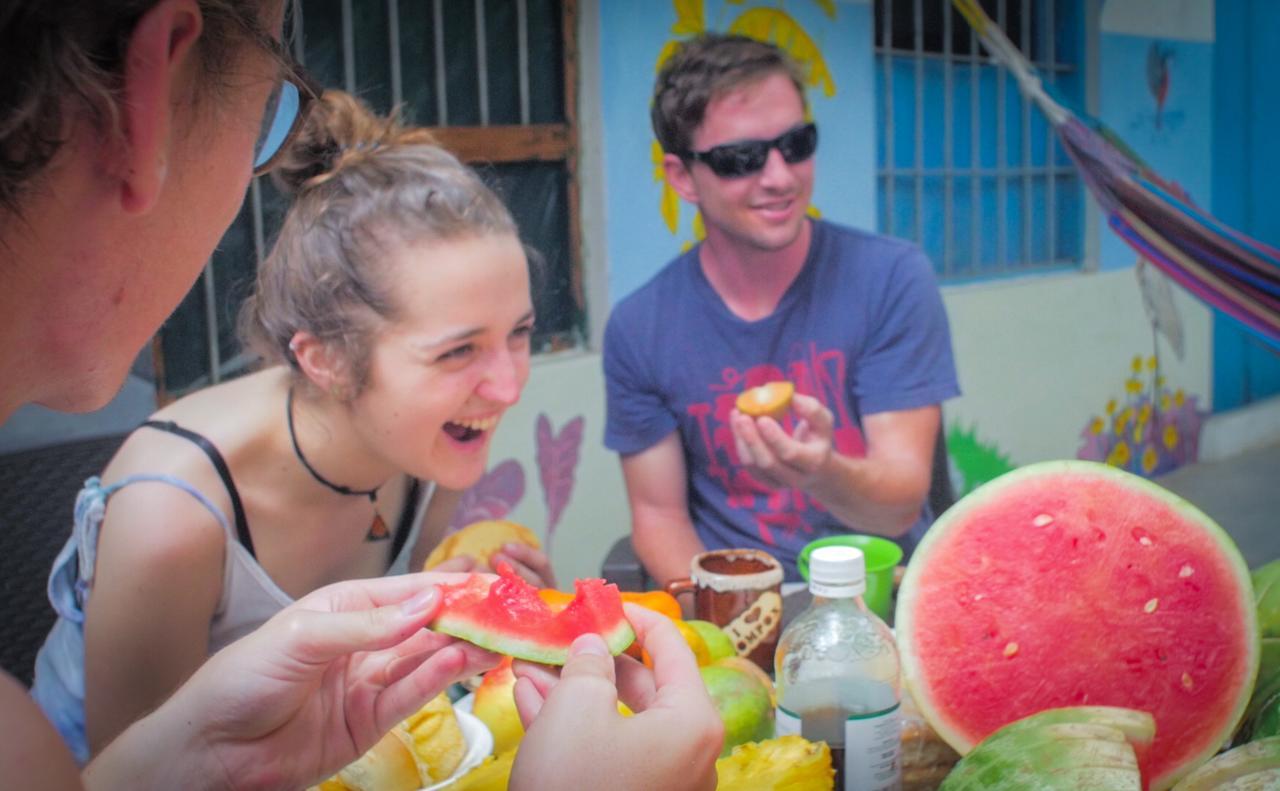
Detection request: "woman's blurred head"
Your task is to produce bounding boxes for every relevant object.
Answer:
[239,91,533,487]
[0,0,307,415]
[0,0,284,214]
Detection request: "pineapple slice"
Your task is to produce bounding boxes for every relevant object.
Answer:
[448,748,517,791]
[715,735,834,790]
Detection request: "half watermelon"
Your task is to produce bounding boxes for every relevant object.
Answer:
[896,460,1258,790]
[430,563,635,665]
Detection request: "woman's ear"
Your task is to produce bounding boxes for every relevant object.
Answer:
[116,0,204,214]
[662,152,700,205]
[290,332,353,400]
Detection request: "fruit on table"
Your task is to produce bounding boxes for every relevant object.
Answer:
[701,663,774,756]
[896,461,1258,791]
[472,656,632,755]
[938,706,1154,791]
[431,563,635,664]
[643,618,711,668]
[1170,735,1280,790]
[448,747,516,791]
[310,693,466,791]
[1251,694,1280,742]
[399,692,467,783]
[713,655,776,707]
[1243,559,1280,739]
[686,619,737,662]
[470,658,524,756]
[424,519,541,570]
[537,587,683,621]
[735,381,795,420]
[714,734,833,790]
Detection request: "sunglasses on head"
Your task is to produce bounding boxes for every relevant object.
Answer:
[252,43,323,175]
[684,122,819,179]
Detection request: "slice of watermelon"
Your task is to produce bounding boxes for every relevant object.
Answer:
[896,460,1259,791]
[430,563,636,665]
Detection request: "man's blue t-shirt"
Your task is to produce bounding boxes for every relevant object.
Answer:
[603,220,961,580]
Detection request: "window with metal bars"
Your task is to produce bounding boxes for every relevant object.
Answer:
[155,0,580,402]
[875,0,1086,281]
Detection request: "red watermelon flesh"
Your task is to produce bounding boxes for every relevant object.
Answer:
[430,563,635,665]
[896,461,1258,791]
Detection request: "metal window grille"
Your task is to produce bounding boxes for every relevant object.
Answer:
[157,0,579,402]
[875,0,1084,281]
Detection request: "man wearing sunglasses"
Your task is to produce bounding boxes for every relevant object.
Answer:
[603,34,960,590]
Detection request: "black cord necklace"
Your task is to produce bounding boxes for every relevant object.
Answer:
[286,386,390,541]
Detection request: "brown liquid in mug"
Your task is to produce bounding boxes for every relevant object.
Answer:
[700,555,771,575]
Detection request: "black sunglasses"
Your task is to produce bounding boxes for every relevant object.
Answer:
[684,123,819,179]
[251,39,324,175]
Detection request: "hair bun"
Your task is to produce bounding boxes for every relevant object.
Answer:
[270,90,437,195]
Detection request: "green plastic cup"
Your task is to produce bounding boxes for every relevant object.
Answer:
[797,535,903,621]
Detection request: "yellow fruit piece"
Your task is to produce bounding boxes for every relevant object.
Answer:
[473,658,633,756]
[398,692,466,783]
[472,658,526,755]
[715,735,834,790]
[449,747,517,791]
[644,618,711,668]
[686,619,737,662]
[735,381,795,420]
[335,726,420,791]
[424,519,540,570]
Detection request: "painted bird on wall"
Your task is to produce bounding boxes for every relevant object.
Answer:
[1146,42,1173,129]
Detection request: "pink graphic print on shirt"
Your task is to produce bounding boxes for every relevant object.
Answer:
[688,342,865,547]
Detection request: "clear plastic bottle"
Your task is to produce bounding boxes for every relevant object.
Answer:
[774,545,902,791]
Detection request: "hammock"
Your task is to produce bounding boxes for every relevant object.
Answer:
[952,0,1280,352]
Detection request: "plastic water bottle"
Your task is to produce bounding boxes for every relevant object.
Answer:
[774,545,902,791]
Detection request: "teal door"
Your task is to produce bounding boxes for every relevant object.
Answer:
[1212,0,1280,410]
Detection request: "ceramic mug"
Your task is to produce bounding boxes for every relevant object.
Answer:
[665,548,784,672]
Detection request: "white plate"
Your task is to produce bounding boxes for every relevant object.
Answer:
[418,708,492,790]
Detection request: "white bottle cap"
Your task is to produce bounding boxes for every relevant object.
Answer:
[808,545,866,598]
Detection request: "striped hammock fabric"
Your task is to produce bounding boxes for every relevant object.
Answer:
[952,0,1280,351]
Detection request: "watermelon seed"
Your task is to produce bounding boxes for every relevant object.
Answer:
[1032,514,1054,528]
[1144,598,1159,614]
[1179,564,1194,578]
[1181,672,1194,690]
[1003,642,1019,658]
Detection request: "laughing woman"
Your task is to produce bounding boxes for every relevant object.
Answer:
[31,90,555,764]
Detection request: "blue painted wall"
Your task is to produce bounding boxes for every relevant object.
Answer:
[1211,0,1280,410]
[1097,33,1214,271]
[597,0,876,305]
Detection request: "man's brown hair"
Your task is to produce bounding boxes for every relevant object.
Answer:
[650,33,807,157]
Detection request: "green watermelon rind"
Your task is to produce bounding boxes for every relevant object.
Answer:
[896,460,1259,791]
[431,613,636,666]
[939,706,1150,791]
[1170,735,1280,790]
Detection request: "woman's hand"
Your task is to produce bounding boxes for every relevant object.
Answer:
[88,572,500,791]
[508,604,724,791]
[489,543,558,589]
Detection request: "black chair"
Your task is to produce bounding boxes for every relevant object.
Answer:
[0,433,128,686]
[601,426,955,591]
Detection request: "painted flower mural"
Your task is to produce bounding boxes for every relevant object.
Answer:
[1077,354,1205,477]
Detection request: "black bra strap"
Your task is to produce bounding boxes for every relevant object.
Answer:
[390,478,421,563]
[140,420,255,559]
